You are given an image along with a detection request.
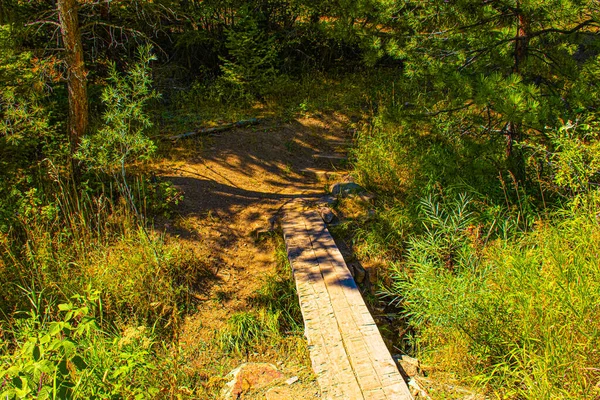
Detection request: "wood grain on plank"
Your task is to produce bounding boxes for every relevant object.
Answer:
[282,199,413,400]
[282,203,362,399]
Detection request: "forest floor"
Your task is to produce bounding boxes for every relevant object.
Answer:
[155,113,354,398]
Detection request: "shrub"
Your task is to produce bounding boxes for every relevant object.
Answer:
[388,194,600,398]
[0,291,159,399]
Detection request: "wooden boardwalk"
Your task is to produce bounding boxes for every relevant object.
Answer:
[282,200,413,400]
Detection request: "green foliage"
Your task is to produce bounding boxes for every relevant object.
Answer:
[0,291,159,399]
[366,0,600,176]
[77,46,158,174]
[0,25,65,233]
[218,15,279,101]
[384,193,600,398]
[547,120,600,195]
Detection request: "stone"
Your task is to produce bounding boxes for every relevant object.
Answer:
[356,192,376,203]
[329,181,366,197]
[265,386,294,400]
[221,363,284,399]
[316,195,336,206]
[407,377,431,399]
[351,263,367,283]
[319,206,336,224]
[395,355,420,378]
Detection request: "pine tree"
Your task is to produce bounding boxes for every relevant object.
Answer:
[389,0,600,179]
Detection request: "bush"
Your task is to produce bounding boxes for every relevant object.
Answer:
[387,194,600,398]
[0,292,159,399]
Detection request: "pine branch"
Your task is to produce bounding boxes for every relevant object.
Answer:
[414,102,475,118]
[529,19,598,39]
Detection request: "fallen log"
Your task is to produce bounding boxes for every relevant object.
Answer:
[169,118,259,140]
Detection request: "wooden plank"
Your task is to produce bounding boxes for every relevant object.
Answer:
[307,210,412,399]
[282,200,413,400]
[312,153,348,161]
[282,203,363,399]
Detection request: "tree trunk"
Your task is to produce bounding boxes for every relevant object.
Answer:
[57,0,88,157]
[506,5,529,182]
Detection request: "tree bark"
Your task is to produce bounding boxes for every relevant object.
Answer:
[505,5,528,182]
[57,0,88,156]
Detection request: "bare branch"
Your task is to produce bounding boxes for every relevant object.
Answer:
[26,20,61,28]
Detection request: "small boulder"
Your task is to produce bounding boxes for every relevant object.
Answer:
[408,377,431,399]
[221,363,284,399]
[330,181,366,197]
[316,195,336,206]
[319,207,336,224]
[394,355,420,378]
[348,263,366,284]
[357,192,376,203]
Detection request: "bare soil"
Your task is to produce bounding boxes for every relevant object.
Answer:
[157,113,353,398]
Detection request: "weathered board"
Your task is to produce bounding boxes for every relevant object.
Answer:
[312,153,348,161]
[282,199,413,400]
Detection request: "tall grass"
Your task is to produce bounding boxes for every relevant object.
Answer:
[0,169,209,332]
[383,193,600,399]
[0,170,210,398]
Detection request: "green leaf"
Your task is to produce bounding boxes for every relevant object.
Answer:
[61,340,76,356]
[12,375,23,389]
[71,355,88,371]
[58,359,69,376]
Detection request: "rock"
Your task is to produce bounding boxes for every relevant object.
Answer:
[265,386,294,400]
[221,362,284,399]
[316,195,335,206]
[285,376,299,385]
[347,263,356,277]
[329,181,366,197]
[408,377,431,399]
[395,355,420,378]
[356,192,376,203]
[319,206,336,224]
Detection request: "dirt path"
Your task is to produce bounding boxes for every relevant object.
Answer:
[158,114,352,398]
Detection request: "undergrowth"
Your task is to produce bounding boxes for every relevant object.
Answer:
[387,194,600,399]
[345,87,600,398]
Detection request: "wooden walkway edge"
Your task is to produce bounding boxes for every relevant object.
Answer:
[282,200,413,400]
